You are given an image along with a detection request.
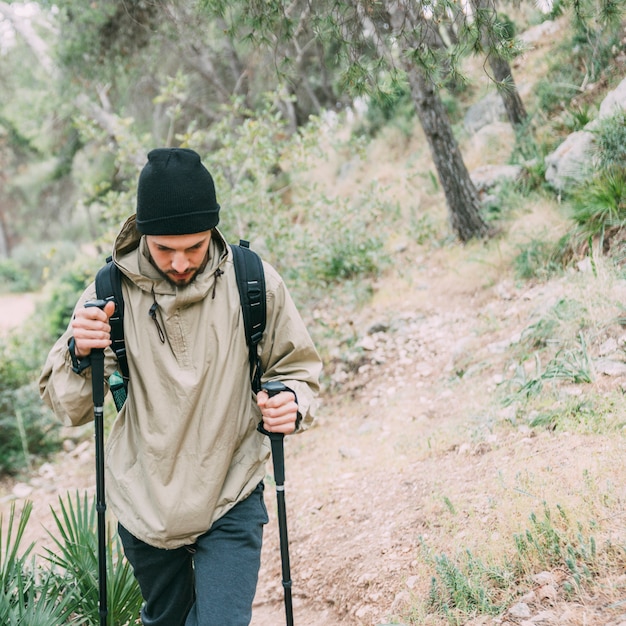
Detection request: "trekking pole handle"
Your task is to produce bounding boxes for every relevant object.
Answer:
[85,299,109,310]
[84,300,108,407]
[257,381,289,438]
[257,381,288,485]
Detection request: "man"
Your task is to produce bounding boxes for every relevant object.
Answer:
[39,147,322,626]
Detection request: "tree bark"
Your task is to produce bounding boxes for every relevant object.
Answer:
[405,66,491,242]
[488,54,528,128]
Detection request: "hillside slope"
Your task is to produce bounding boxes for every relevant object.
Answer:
[3,14,626,626]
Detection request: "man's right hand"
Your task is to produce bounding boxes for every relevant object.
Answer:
[71,300,116,358]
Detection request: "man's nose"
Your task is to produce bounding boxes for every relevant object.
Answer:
[171,253,190,272]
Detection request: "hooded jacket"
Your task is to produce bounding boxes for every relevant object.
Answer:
[39,216,321,549]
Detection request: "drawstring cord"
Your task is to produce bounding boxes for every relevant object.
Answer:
[149,289,165,343]
[149,267,222,341]
[212,268,223,299]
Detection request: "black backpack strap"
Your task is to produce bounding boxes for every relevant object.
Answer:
[95,257,129,386]
[231,241,266,393]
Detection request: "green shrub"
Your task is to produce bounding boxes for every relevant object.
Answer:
[0,257,96,476]
[14,241,79,292]
[36,260,97,341]
[417,501,607,623]
[0,332,61,475]
[357,78,416,137]
[513,236,568,280]
[45,492,143,625]
[569,169,626,253]
[427,551,507,618]
[593,110,626,171]
[0,259,34,293]
[0,502,76,625]
[0,494,142,624]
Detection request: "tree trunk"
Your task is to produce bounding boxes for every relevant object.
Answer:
[405,66,491,242]
[488,54,528,128]
[0,205,10,258]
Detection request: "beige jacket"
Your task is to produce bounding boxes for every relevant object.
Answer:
[40,216,321,549]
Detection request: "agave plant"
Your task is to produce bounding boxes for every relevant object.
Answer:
[44,491,143,626]
[0,501,75,624]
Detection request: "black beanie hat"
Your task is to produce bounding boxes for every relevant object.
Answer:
[136,148,220,235]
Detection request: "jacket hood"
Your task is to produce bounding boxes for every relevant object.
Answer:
[112,214,228,301]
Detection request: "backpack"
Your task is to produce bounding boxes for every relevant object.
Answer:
[95,240,266,409]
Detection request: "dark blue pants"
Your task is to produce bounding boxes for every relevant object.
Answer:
[118,482,269,626]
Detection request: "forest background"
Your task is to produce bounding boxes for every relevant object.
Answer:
[3,0,626,624]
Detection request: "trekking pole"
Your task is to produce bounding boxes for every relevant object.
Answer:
[85,300,108,626]
[257,381,294,626]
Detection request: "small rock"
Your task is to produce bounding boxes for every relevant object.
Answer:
[38,462,56,478]
[531,571,556,586]
[358,336,377,351]
[596,359,626,377]
[537,583,558,604]
[62,439,77,453]
[339,447,360,459]
[12,483,33,499]
[509,602,532,619]
[406,575,419,589]
[356,571,376,586]
[599,337,619,356]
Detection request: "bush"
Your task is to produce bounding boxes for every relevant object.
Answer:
[0,257,96,476]
[0,259,34,293]
[0,333,61,475]
[513,236,568,281]
[593,110,626,171]
[567,109,626,252]
[0,493,142,624]
[570,169,626,240]
[358,78,416,138]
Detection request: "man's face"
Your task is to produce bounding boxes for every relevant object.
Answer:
[145,230,212,287]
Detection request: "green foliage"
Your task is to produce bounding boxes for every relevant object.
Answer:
[570,169,626,238]
[513,503,599,587]
[0,242,78,294]
[533,15,622,117]
[296,192,390,286]
[593,110,626,171]
[428,552,506,618]
[36,260,97,341]
[504,332,593,405]
[44,492,143,625]
[0,502,75,624]
[0,332,60,476]
[0,252,98,476]
[420,501,607,622]
[525,393,625,432]
[0,259,34,293]
[513,236,568,280]
[0,494,142,624]
[562,104,594,132]
[563,110,626,256]
[358,78,416,138]
[49,0,161,80]
[518,297,586,349]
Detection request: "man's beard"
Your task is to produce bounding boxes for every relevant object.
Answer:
[160,267,200,286]
[149,253,210,287]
